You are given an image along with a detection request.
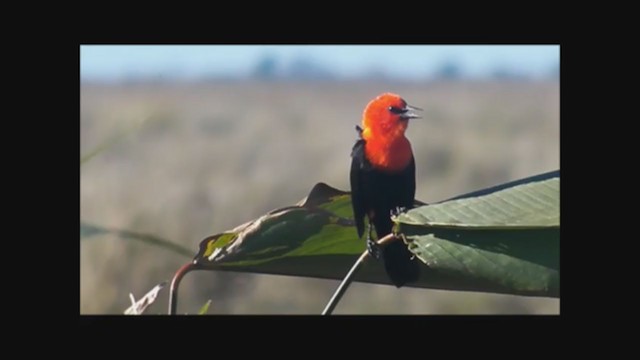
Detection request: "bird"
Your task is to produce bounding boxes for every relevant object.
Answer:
[350,92,422,288]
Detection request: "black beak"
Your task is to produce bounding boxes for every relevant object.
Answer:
[400,105,423,120]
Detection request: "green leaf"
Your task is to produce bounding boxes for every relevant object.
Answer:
[395,171,559,228]
[191,171,559,298]
[81,221,193,258]
[198,300,212,315]
[397,170,559,297]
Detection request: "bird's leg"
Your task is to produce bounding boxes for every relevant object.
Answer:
[366,222,381,260]
[390,206,408,217]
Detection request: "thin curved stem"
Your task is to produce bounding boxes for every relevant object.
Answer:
[322,233,398,315]
[168,262,198,315]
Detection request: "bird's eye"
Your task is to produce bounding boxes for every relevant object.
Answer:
[388,106,407,114]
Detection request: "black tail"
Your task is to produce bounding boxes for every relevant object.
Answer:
[383,240,420,288]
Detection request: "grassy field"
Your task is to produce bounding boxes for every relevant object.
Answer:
[80,80,560,314]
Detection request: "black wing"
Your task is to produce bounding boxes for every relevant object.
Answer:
[402,154,417,210]
[350,138,368,238]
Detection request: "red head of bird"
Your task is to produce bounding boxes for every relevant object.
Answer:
[361,92,421,142]
[360,93,422,172]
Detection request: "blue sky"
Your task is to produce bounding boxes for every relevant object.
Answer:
[80,45,559,81]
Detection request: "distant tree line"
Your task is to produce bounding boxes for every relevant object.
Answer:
[101,55,559,84]
[251,55,559,81]
[252,55,335,81]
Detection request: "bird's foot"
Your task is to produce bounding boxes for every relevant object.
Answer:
[367,238,381,260]
[390,206,408,217]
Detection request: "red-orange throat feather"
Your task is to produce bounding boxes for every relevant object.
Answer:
[363,131,413,172]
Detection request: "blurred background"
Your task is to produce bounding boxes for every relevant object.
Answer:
[80,45,560,314]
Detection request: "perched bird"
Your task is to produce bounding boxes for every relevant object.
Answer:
[350,93,421,287]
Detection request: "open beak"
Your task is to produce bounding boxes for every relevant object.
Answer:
[401,104,423,120]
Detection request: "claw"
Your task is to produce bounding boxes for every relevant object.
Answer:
[390,206,407,217]
[365,222,381,260]
[367,238,381,260]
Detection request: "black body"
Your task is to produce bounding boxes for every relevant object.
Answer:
[350,137,421,287]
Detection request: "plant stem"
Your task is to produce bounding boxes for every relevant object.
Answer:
[322,233,398,315]
[168,262,198,315]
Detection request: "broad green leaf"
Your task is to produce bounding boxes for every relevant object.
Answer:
[191,171,559,298]
[397,170,559,297]
[395,171,559,228]
[404,229,558,297]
